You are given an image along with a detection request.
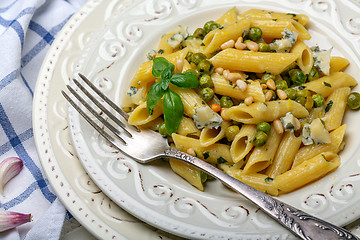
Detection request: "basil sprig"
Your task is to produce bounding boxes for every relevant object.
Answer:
[146,57,199,135]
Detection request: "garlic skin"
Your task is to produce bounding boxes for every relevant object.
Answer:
[0,210,31,232]
[0,157,24,195]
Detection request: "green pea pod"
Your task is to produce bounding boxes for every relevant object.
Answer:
[152,57,174,78]
[170,72,199,88]
[163,89,184,135]
[146,81,166,115]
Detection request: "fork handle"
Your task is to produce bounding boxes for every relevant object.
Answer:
[164,147,359,240]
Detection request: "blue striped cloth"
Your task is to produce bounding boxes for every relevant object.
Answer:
[0,0,87,239]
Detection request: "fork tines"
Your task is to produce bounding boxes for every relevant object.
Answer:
[61,73,138,146]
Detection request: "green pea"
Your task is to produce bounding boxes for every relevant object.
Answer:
[284,88,296,100]
[158,122,167,136]
[253,131,268,147]
[312,94,325,108]
[193,28,206,39]
[275,79,288,90]
[295,96,306,106]
[256,122,271,134]
[347,92,360,110]
[263,89,276,100]
[225,125,240,142]
[308,68,320,81]
[184,68,200,78]
[261,73,275,84]
[200,88,214,102]
[248,27,262,41]
[191,52,207,65]
[289,69,307,85]
[204,20,220,33]
[220,96,233,108]
[197,59,214,75]
[199,74,213,88]
[258,42,270,52]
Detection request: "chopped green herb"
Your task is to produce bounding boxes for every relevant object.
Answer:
[203,152,210,159]
[158,49,164,54]
[272,19,278,21]
[325,100,333,113]
[186,132,198,136]
[265,177,273,182]
[217,157,227,164]
[323,81,332,87]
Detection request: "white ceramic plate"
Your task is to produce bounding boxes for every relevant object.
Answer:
[40,0,360,239]
[33,0,181,239]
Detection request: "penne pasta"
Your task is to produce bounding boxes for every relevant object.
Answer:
[290,40,313,74]
[199,121,231,147]
[210,48,300,75]
[230,124,257,165]
[265,131,302,178]
[324,87,350,131]
[241,9,309,26]
[169,159,204,191]
[128,101,163,125]
[303,72,357,98]
[292,124,346,167]
[330,56,350,73]
[216,7,239,25]
[223,100,309,124]
[220,164,278,196]
[249,18,311,40]
[274,152,340,193]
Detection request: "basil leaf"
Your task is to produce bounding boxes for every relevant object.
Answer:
[159,75,171,90]
[160,64,175,81]
[152,57,174,78]
[170,72,199,88]
[146,81,165,115]
[163,89,184,135]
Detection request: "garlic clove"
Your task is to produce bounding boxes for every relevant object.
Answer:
[0,157,24,196]
[0,209,31,232]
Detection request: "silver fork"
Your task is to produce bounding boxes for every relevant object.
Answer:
[62,73,359,240]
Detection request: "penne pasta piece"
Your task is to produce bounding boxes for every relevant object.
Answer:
[330,56,350,74]
[265,131,302,178]
[199,121,231,147]
[302,72,357,98]
[130,48,189,89]
[230,124,257,165]
[169,159,204,191]
[212,73,265,102]
[249,18,311,40]
[138,117,163,131]
[210,48,300,75]
[324,87,350,131]
[122,85,149,107]
[128,101,163,125]
[274,152,340,193]
[220,164,278,196]
[223,100,309,124]
[216,7,239,25]
[172,134,233,164]
[292,124,346,167]
[290,40,313,74]
[241,9,309,26]
[177,116,201,137]
[170,85,206,117]
[243,124,282,174]
[202,17,250,56]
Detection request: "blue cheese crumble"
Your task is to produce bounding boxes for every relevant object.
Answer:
[192,106,223,129]
[311,46,332,75]
[270,28,298,53]
[280,112,297,132]
[167,25,188,49]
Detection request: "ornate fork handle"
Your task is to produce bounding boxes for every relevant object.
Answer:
[164,148,359,240]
